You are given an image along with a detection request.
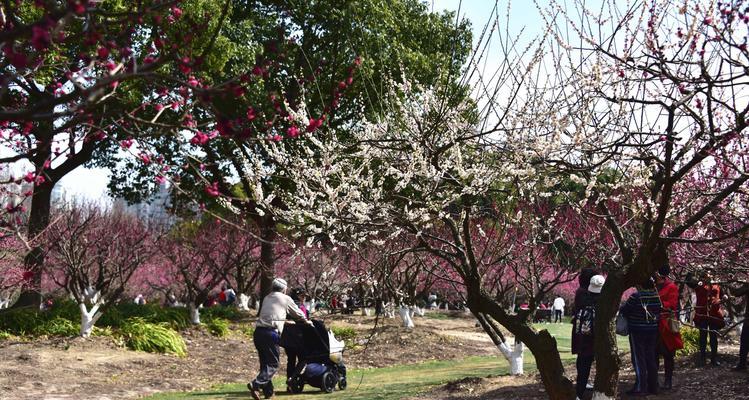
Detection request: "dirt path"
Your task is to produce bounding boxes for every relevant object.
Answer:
[0,311,496,399]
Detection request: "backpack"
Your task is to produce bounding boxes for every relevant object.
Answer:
[574,305,596,336]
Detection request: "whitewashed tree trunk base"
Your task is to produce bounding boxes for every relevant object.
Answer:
[497,340,524,375]
[413,306,424,317]
[399,306,414,329]
[238,294,251,311]
[592,392,615,400]
[189,305,201,325]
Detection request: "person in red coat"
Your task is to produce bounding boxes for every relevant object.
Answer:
[655,265,682,390]
[686,270,725,366]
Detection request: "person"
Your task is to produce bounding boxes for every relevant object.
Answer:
[571,268,598,364]
[220,285,237,306]
[285,287,310,388]
[620,277,662,396]
[729,282,749,371]
[248,278,311,400]
[572,274,605,400]
[134,294,146,305]
[686,270,725,366]
[552,295,566,323]
[655,265,682,390]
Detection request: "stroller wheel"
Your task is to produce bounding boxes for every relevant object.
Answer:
[287,375,304,394]
[338,376,347,390]
[322,372,337,393]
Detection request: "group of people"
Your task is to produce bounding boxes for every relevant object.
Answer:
[571,265,749,399]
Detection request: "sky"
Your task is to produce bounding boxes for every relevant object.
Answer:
[55,1,544,203]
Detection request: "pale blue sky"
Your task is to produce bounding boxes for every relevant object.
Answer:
[61,1,546,202]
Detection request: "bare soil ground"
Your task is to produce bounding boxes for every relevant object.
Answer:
[0,311,492,399]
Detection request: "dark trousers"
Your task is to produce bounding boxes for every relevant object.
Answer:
[739,322,749,367]
[696,320,719,361]
[629,330,658,394]
[554,309,563,323]
[287,350,299,377]
[656,333,674,383]
[252,327,280,393]
[575,354,594,398]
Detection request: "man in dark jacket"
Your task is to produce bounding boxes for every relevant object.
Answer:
[572,274,604,399]
[621,277,662,396]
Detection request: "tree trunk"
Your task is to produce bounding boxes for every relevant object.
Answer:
[14,180,54,308]
[468,291,575,400]
[399,305,415,329]
[258,218,276,301]
[238,293,251,311]
[498,340,525,375]
[79,302,101,337]
[189,303,201,325]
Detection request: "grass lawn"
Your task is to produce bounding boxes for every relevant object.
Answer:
[145,322,629,400]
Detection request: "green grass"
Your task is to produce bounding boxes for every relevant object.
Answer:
[146,356,510,400]
[533,322,630,353]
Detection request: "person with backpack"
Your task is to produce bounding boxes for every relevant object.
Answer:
[620,277,662,396]
[572,274,605,399]
[655,265,682,390]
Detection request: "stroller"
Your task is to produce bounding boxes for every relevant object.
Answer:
[280,319,347,394]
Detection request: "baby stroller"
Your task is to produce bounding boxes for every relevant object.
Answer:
[280,319,347,393]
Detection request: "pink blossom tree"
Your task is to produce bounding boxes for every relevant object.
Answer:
[42,205,156,336]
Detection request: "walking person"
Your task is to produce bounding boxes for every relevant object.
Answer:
[572,274,605,400]
[729,282,749,371]
[248,278,311,400]
[655,265,683,390]
[686,270,725,366]
[620,277,662,396]
[553,295,566,323]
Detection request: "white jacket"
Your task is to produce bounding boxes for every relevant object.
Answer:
[256,291,307,332]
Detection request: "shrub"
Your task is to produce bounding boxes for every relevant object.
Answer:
[35,317,79,337]
[201,306,244,321]
[0,331,13,340]
[0,308,43,336]
[677,327,700,357]
[120,317,187,357]
[98,304,190,330]
[331,326,357,341]
[240,324,255,338]
[205,317,230,337]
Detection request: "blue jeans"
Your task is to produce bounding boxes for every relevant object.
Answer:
[629,330,658,393]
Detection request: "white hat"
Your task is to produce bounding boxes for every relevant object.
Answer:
[588,275,605,293]
[272,278,288,291]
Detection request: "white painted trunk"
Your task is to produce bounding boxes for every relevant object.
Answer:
[591,392,615,400]
[399,306,414,329]
[189,304,201,325]
[238,293,251,311]
[497,340,524,375]
[362,307,371,316]
[0,298,9,309]
[737,322,743,337]
[78,303,101,338]
[413,306,424,317]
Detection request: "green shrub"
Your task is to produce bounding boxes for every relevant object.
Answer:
[35,317,79,337]
[0,308,43,336]
[0,331,14,340]
[98,304,190,330]
[200,306,244,321]
[92,326,114,337]
[120,317,187,357]
[331,326,357,341]
[46,299,80,321]
[240,324,255,338]
[677,327,700,357]
[204,317,230,337]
